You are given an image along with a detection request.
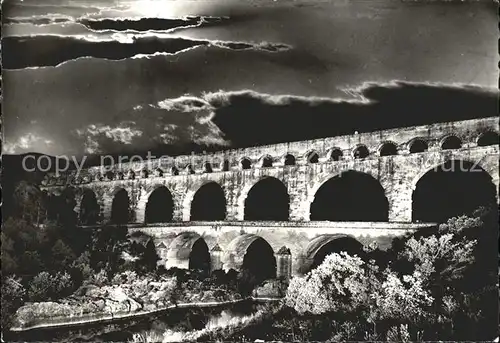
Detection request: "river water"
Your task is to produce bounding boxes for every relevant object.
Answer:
[6,299,269,342]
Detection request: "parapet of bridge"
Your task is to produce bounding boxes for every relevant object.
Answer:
[41,117,499,277]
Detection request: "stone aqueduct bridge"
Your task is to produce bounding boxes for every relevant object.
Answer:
[42,117,499,278]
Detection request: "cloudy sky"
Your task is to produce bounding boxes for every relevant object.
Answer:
[2,0,498,157]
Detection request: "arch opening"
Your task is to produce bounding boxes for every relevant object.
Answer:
[330,149,343,161]
[441,136,462,150]
[80,190,100,225]
[171,167,179,176]
[186,165,195,174]
[353,145,369,159]
[241,238,277,285]
[190,182,226,221]
[223,160,230,171]
[307,236,364,272]
[380,142,398,156]
[204,162,213,173]
[310,171,389,221]
[244,177,289,221]
[307,152,319,164]
[262,156,273,168]
[145,187,174,223]
[412,160,497,223]
[111,189,129,224]
[477,131,499,147]
[284,154,296,166]
[409,139,428,153]
[241,158,251,170]
[189,238,211,275]
[105,171,114,180]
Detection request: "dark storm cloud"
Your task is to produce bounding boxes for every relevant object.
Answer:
[79,16,227,32]
[2,35,292,69]
[2,2,104,19]
[4,16,73,25]
[148,82,498,148]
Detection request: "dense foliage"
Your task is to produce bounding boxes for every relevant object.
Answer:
[284,207,498,341]
[1,181,160,331]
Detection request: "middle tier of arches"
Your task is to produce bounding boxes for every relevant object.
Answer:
[70,152,498,226]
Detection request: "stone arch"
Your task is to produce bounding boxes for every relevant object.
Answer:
[441,135,462,150]
[379,141,398,156]
[186,164,196,174]
[284,154,296,166]
[477,131,499,147]
[306,150,319,163]
[310,170,389,221]
[145,186,174,223]
[79,189,100,225]
[171,167,179,176]
[244,177,289,221]
[126,170,136,180]
[223,234,277,282]
[261,155,274,168]
[301,234,364,273]
[222,160,230,171]
[204,162,213,173]
[409,138,429,153]
[329,148,343,161]
[353,144,369,159]
[140,169,149,178]
[190,182,226,221]
[105,171,115,181]
[412,159,497,223]
[166,232,211,274]
[111,188,129,224]
[241,158,252,170]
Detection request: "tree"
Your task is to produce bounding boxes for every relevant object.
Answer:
[50,239,77,271]
[1,276,25,329]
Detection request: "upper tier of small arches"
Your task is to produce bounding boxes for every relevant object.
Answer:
[42,120,499,186]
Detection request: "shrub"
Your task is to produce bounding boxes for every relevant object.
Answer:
[86,269,109,287]
[374,271,433,323]
[27,272,53,302]
[286,252,369,315]
[27,271,75,302]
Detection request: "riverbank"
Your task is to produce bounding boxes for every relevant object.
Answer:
[10,297,281,332]
[9,271,248,333]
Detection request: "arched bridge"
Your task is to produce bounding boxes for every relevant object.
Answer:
[41,117,499,278]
